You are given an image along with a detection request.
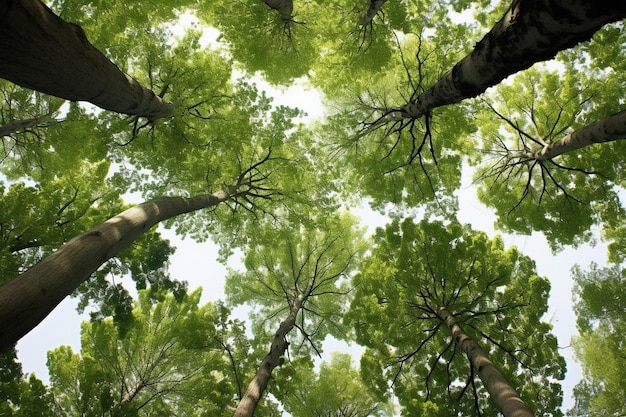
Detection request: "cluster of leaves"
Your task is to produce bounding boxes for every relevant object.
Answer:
[2,0,625,416]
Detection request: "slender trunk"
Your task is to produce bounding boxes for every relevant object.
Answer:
[0,192,230,351]
[0,0,172,119]
[395,0,626,120]
[358,0,388,26]
[233,293,304,417]
[261,0,294,21]
[529,109,626,160]
[0,105,65,137]
[438,308,534,417]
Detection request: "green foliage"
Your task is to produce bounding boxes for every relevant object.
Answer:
[2,1,626,416]
[279,352,394,417]
[347,218,565,416]
[569,263,625,417]
[0,348,54,416]
[46,289,253,417]
[473,65,626,250]
[225,212,368,355]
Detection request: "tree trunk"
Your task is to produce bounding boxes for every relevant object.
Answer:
[0,0,172,119]
[395,0,626,120]
[529,109,626,160]
[438,308,534,417]
[0,192,231,351]
[233,293,304,417]
[0,105,65,137]
[261,0,294,21]
[358,0,388,26]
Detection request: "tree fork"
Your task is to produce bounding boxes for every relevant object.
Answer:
[0,0,173,119]
[438,308,535,417]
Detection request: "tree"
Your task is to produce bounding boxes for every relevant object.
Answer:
[347,218,565,417]
[472,66,626,250]
[0,0,172,119]
[568,263,625,417]
[226,213,367,417]
[280,352,393,417]
[0,156,278,351]
[46,288,245,417]
[366,0,626,126]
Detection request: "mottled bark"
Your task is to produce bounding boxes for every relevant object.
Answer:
[233,293,304,417]
[261,0,294,21]
[358,0,388,26]
[392,0,626,121]
[0,0,172,119]
[529,109,626,160]
[438,308,534,417]
[0,192,230,351]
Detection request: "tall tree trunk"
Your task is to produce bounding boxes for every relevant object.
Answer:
[528,109,626,160]
[0,103,65,137]
[358,0,388,26]
[438,308,534,417]
[233,293,304,417]
[0,191,231,351]
[261,0,294,21]
[392,0,626,121]
[0,0,172,119]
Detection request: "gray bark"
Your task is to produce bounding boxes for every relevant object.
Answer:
[0,192,230,351]
[0,0,172,119]
[388,0,626,121]
[358,0,388,26]
[232,293,304,417]
[529,109,626,160]
[438,308,534,417]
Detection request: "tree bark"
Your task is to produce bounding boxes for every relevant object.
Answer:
[358,0,388,26]
[393,0,626,120]
[0,0,173,119]
[233,293,304,417]
[438,308,534,417]
[261,0,294,21]
[0,105,65,137]
[529,109,626,160]
[0,192,231,351]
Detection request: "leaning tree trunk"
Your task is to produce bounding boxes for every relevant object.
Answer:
[390,0,626,121]
[0,191,232,351]
[529,108,626,161]
[438,308,534,417]
[233,293,304,417]
[0,0,172,119]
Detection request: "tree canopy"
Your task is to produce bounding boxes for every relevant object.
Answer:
[1,0,624,416]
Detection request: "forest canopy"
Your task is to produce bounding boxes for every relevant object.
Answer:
[1,0,625,416]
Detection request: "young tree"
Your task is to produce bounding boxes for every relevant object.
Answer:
[225,213,367,417]
[0,0,172,119]
[347,218,565,417]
